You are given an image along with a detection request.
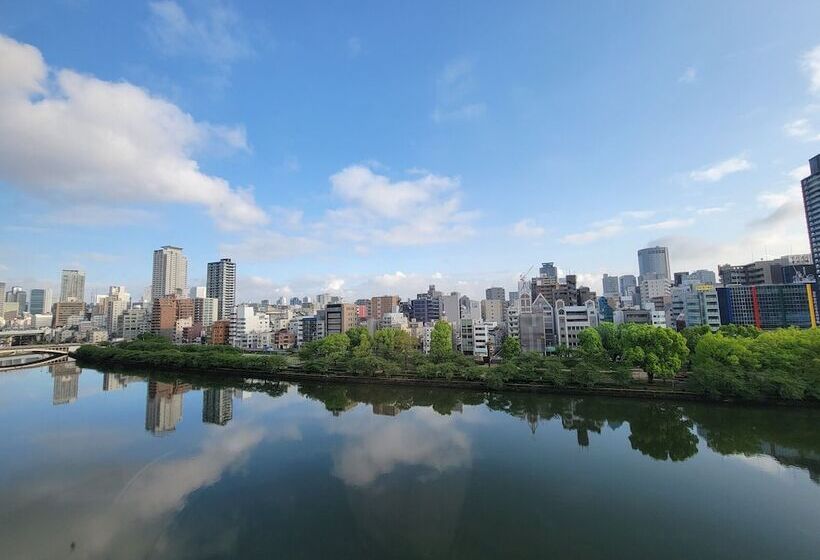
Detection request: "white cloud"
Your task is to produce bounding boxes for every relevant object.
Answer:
[219,230,323,262]
[689,156,751,182]
[638,218,695,231]
[694,205,731,216]
[560,221,624,245]
[510,218,545,237]
[0,34,267,231]
[432,58,486,123]
[327,165,478,246]
[784,118,815,139]
[800,44,820,94]
[147,1,254,64]
[788,164,810,182]
[678,67,697,83]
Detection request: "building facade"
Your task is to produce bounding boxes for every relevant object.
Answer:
[638,246,671,280]
[716,284,817,329]
[60,270,86,303]
[151,246,188,301]
[206,258,236,321]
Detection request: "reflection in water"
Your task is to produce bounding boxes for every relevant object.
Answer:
[49,362,81,405]
[145,381,191,435]
[202,388,233,426]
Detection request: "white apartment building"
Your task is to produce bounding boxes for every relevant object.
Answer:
[194,297,219,327]
[555,299,599,348]
[151,246,188,300]
[231,305,272,350]
[481,299,504,324]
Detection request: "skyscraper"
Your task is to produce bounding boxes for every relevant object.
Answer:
[206,258,236,320]
[485,287,506,301]
[538,262,558,281]
[637,246,671,280]
[619,274,637,296]
[60,269,86,302]
[602,274,620,296]
[151,246,188,300]
[801,155,820,285]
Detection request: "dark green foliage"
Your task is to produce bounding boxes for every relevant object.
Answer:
[689,328,820,400]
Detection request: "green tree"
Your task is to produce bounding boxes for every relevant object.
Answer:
[620,324,688,383]
[319,334,350,368]
[499,336,521,362]
[430,321,453,361]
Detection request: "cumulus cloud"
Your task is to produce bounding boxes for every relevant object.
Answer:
[327,165,478,246]
[510,218,545,237]
[689,156,751,182]
[0,34,267,231]
[432,58,487,123]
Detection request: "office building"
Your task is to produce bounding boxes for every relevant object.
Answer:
[532,274,596,307]
[411,285,443,324]
[485,287,506,301]
[355,298,372,319]
[370,295,400,321]
[325,303,357,334]
[518,294,556,354]
[619,274,637,296]
[60,270,86,303]
[190,286,206,299]
[538,262,558,282]
[638,246,671,280]
[555,299,599,348]
[602,274,620,296]
[671,284,721,330]
[151,246,188,300]
[802,155,820,287]
[52,301,85,327]
[206,258,236,320]
[717,284,817,329]
[29,288,52,315]
[4,286,26,314]
[718,255,815,286]
[481,298,505,324]
[122,308,150,341]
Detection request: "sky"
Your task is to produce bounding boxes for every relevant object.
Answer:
[0,0,818,302]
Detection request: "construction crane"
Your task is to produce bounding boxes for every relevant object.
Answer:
[519,264,534,285]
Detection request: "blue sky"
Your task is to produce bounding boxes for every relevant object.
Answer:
[1,0,818,301]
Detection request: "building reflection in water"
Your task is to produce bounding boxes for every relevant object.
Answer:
[202,388,233,426]
[49,362,81,406]
[102,373,139,391]
[145,381,191,436]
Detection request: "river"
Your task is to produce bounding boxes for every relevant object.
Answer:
[0,362,818,559]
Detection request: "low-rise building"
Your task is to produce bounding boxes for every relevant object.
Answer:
[555,299,598,348]
[717,284,817,329]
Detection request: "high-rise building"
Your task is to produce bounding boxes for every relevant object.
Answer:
[485,287,506,301]
[411,285,443,324]
[5,286,27,314]
[602,274,620,296]
[637,246,671,280]
[719,256,814,286]
[717,284,817,329]
[619,274,637,296]
[370,295,400,321]
[206,258,236,320]
[60,270,86,303]
[481,299,505,324]
[802,155,820,287]
[190,286,206,299]
[538,262,558,281]
[151,246,188,301]
[52,301,85,327]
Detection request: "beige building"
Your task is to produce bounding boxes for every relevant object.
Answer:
[370,295,400,321]
[325,303,357,334]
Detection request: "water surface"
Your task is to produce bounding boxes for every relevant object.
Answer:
[0,362,818,559]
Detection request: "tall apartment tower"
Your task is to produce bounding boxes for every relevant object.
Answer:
[152,246,188,301]
[206,258,236,320]
[802,155,820,283]
[637,246,671,280]
[60,269,86,303]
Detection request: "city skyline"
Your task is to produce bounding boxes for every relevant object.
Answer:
[1,2,818,300]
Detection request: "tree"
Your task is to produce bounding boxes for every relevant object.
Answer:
[346,326,372,351]
[594,322,622,361]
[319,334,350,368]
[430,321,453,361]
[500,336,521,362]
[578,328,604,356]
[620,324,688,383]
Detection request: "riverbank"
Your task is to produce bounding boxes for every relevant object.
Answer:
[72,354,820,407]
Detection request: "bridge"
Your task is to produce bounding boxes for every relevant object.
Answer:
[0,344,80,371]
[0,328,51,346]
